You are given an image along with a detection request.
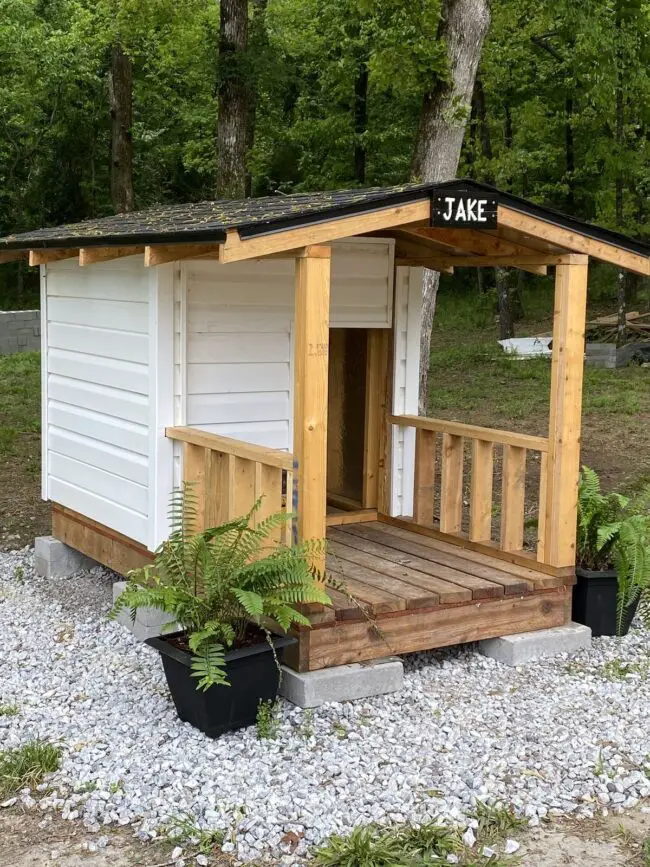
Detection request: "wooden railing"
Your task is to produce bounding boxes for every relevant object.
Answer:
[166,427,296,544]
[389,415,549,564]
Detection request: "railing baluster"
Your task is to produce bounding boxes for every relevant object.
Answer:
[501,444,527,551]
[536,452,548,562]
[414,428,436,525]
[440,433,464,535]
[469,439,494,543]
[183,442,207,531]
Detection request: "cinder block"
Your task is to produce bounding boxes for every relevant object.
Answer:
[478,622,591,666]
[279,657,404,708]
[112,581,178,641]
[34,535,98,578]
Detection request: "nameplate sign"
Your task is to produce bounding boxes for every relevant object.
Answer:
[432,190,498,228]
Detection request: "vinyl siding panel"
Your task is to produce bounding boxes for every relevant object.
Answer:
[44,259,151,544]
[183,238,394,453]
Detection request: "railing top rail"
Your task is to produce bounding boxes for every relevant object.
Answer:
[389,414,548,453]
[166,426,295,471]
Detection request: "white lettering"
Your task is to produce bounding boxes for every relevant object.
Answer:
[455,199,467,221]
[466,198,478,221]
[477,200,487,222]
[443,197,455,221]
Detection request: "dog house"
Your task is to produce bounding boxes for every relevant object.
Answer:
[1,181,648,672]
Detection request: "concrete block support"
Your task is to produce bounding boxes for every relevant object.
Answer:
[112,581,178,642]
[279,657,404,708]
[478,622,591,666]
[34,535,97,578]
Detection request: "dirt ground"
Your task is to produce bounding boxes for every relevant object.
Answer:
[1,806,649,866]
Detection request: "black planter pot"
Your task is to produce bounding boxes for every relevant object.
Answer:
[572,568,639,637]
[146,631,297,738]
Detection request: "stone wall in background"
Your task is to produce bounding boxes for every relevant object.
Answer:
[0,310,40,355]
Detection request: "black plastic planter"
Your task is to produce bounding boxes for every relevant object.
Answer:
[572,568,638,637]
[146,631,296,738]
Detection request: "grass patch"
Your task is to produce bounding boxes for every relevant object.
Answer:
[472,801,526,845]
[0,704,19,717]
[255,699,280,740]
[642,836,650,867]
[166,813,225,855]
[0,352,40,457]
[0,740,61,798]
[312,819,517,866]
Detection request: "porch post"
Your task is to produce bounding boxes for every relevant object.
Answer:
[293,245,331,576]
[543,254,589,568]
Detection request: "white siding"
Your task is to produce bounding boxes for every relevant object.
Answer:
[183,237,394,452]
[43,256,151,544]
[391,266,422,517]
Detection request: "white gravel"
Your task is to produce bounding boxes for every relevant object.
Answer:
[1,547,650,863]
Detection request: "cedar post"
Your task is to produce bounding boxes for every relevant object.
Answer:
[293,245,331,576]
[543,255,589,568]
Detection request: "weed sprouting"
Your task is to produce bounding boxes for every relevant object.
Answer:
[0,740,61,798]
[0,704,19,717]
[256,699,280,740]
[471,801,526,844]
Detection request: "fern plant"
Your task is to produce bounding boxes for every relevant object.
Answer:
[111,486,330,690]
[577,466,628,570]
[598,513,650,635]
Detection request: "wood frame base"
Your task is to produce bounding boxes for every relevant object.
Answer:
[51,504,153,575]
[289,586,571,672]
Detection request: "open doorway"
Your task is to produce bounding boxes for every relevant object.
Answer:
[326,328,388,523]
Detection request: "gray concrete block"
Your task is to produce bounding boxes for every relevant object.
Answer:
[34,535,98,578]
[478,622,591,666]
[279,657,404,708]
[111,581,178,642]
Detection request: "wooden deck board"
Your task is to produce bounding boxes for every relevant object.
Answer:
[328,541,439,608]
[327,532,470,605]
[372,521,564,589]
[341,523,532,596]
[326,568,406,614]
[331,524,505,600]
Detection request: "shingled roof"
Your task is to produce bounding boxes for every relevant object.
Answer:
[1,180,649,257]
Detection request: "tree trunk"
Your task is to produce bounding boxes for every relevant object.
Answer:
[353,57,369,185]
[216,0,249,199]
[246,0,269,197]
[496,267,515,340]
[411,0,491,414]
[108,44,134,214]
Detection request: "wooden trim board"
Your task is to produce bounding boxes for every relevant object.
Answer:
[52,505,153,576]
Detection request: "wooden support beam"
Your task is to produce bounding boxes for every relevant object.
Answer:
[0,250,28,264]
[293,245,331,576]
[79,246,144,266]
[469,439,493,543]
[220,200,431,263]
[395,258,455,274]
[543,259,588,567]
[144,243,221,266]
[498,206,650,276]
[29,248,78,266]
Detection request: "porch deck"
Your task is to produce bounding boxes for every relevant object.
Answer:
[288,520,573,672]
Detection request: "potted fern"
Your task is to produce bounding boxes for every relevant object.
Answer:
[111,488,330,737]
[574,467,650,636]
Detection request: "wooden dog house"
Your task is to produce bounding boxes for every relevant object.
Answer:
[1,181,648,672]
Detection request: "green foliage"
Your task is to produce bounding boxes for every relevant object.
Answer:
[110,486,330,690]
[577,466,628,570]
[0,704,19,717]
[256,699,281,740]
[471,801,526,844]
[578,466,650,634]
[166,812,225,855]
[0,740,61,798]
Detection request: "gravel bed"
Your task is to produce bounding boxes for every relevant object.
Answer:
[1,548,650,863]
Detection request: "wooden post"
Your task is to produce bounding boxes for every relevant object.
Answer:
[293,245,331,576]
[543,255,589,568]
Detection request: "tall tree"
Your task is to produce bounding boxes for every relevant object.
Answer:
[412,0,491,411]
[109,43,134,213]
[216,0,249,198]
